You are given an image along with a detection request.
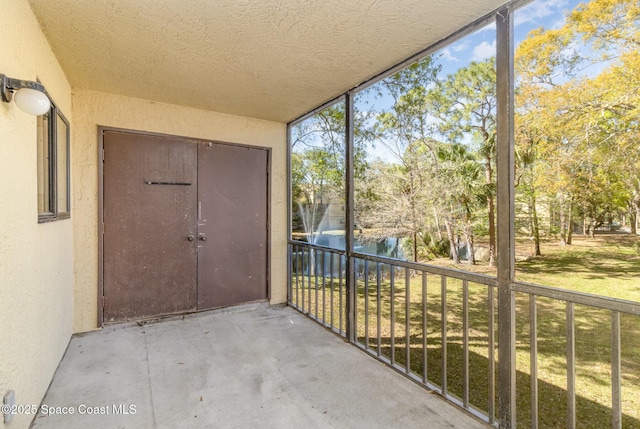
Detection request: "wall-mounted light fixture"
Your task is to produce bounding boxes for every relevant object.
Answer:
[1,73,51,116]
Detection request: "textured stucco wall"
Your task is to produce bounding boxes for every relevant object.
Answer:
[0,1,73,428]
[72,89,287,333]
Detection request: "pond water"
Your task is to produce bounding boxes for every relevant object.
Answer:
[292,234,405,277]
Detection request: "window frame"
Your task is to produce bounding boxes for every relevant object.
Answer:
[38,98,70,223]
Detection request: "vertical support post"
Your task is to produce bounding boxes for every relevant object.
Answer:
[286,125,292,304]
[345,92,356,343]
[496,6,516,429]
[488,284,496,424]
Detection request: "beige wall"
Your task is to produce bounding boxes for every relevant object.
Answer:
[0,1,74,428]
[72,89,287,333]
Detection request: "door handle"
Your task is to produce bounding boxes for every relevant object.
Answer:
[199,234,207,241]
[187,234,195,241]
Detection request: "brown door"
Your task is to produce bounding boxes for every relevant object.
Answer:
[197,142,268,309]
[103,131,198,322]
[102,131,268,322]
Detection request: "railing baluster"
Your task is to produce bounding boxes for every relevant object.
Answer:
[294,245,299,309]
[301,246,305,312]
[611,311,621,429]
[406,267,411,375]
[309,248,313,314]
[353,258,358,342]
[315,250,319,320]
[339,254,344,335]
[365,260,369,350]
[488,285,495,424]
[566,302,576,429]
[377,262,382,357]
[422,272,428,384]
[390,266,396,365]
[330,252,334,330]
[530,295,538,429]
[322,251,326,324]
[309,248,314,315]
[442,276,447,396]
[463,280,469,408]
[287,244,292,305]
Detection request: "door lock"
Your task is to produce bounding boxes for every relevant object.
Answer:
[187,234,195,241]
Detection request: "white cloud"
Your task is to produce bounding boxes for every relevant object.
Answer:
[471,40,496,61]
[439,47,459,62]
[452,42,468,53]
[515,0,569,27]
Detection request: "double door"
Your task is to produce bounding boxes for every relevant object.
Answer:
[102,130,268,322]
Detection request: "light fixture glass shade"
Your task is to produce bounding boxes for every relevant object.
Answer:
[13,87,51,115]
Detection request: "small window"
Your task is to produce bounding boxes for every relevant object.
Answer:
[37,99,70,222]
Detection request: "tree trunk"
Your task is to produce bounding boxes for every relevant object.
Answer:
[464,225,475,265]
[560,197,567,246]
[633,201,640,235]
[408,167,419,262]
[631,210,637,235]
[589,220,597,238]
[549,202,555,239]
[445,220,460,264]
[566,199,573,245]
[433,208,443,240]
[486,157,496,267]
[583,215,587,235]
[530,193,541,256]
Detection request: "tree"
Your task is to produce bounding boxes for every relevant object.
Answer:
[429,58,497,265]
[437,143,486,265]
[291,105,346,243]
[514,0,640,245]
[360,57,443,262]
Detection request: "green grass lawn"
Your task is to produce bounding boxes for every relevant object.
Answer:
[290,232,640,428]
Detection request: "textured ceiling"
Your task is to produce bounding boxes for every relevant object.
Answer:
[28,0,507,123]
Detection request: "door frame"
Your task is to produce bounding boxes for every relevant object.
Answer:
[98,126,271,327]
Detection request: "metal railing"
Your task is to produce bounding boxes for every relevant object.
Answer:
[288,241,348,337]
[350,251,499,424]
[288,240,640,429]
[512,282,640,429]
[288,240,499,423]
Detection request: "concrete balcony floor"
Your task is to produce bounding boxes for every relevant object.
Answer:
[32,304,489,429]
